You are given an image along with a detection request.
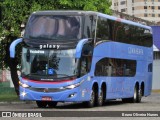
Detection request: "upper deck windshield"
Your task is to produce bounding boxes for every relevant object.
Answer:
[24,15,82,40]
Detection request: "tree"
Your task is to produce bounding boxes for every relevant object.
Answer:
[0,0,111,95]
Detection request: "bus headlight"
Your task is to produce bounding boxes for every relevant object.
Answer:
[64,79,85,89]
[19,81,30,88]
[65,83,81,89]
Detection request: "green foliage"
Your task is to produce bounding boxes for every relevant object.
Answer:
[0,0,111,69]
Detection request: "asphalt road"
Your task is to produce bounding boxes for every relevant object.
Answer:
[0,92,160,120]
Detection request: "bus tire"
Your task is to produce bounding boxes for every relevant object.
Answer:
[122,85,142,103]
[97,88,104,106]
[132,85,141,103]
[36,101,47,108]
[85,87,96,108]
[136,88,142,103]
[47,101,57,108]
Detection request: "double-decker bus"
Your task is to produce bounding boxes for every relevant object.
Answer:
[10,11,153,108]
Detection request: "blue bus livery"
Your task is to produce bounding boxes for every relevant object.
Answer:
[10,11,153,108]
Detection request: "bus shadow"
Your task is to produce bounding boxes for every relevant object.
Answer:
[54,100,125,109]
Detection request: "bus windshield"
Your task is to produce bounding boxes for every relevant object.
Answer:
[21,48,78,80]
[24,15,82,40]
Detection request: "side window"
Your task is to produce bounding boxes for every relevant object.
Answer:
[83,15,96,38]
[148,63,152,72]
[94,58,110,76]
[111,20,153,47]
[113,22,125,42]
[96,17,110,42]
[140,32,153,47]
[95,58,136,77]
[80,43,93,76]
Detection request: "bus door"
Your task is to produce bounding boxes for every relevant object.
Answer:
[80,41,94,76]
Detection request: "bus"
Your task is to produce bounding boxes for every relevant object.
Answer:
[10,11,153,108]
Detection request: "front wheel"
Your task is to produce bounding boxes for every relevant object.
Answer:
[47,101,57,108]
[36,101,47,108]
[85,88,96,108]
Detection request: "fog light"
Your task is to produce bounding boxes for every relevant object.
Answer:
[21,92,27,97]
[68,93,76,98]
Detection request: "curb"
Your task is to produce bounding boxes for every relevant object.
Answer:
[0,101,34,104]
[152,90,160,93]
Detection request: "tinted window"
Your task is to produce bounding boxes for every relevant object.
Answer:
[83,15,96,39]
[80,43,93,76]
[96,17,111,42]
[96,17,152,47]
[95,58,136,77]
[111,20,152,47]
[148,63,152,72]
[24,15,82,40]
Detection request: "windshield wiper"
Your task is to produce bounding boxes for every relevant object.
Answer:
[51,74,77,78]
[53,74,69,77]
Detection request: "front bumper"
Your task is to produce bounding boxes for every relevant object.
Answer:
[19,86,89,102]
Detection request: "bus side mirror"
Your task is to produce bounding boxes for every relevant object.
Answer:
[26,49,30,62]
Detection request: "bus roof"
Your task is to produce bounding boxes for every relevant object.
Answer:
[32,10,151,30]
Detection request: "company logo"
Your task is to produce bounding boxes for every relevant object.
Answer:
[2,112,11,117]
[39,44,60,49]
[43,88,49,93]
[128,47,144,55]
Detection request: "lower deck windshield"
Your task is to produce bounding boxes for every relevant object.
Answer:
[21,48,78,80]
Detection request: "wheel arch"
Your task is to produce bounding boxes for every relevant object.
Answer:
[135,81,139,89]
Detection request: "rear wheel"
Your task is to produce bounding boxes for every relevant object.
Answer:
[136,87,142,103]
[132,86,138,103]
[122,85,142,103]
[97,89,104,106]
[36,101,47,108]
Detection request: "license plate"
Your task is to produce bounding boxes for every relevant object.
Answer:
[42,96,52,101]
